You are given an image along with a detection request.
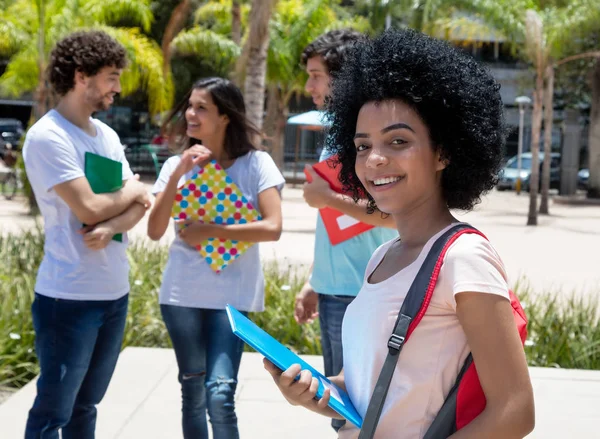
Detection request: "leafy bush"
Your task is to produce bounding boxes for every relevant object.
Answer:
[519,282,600,369]
[1,230,598,390]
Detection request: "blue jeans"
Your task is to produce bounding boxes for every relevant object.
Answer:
[25,293,128,439]
[161,305,245,439]
[318,293,355,432]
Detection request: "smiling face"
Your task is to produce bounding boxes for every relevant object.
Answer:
[304,56,331,109]
[353,100,447,215]
[185,88,229,143]
[81,66,122,112]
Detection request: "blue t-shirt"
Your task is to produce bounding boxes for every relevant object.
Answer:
[311,149,398,297]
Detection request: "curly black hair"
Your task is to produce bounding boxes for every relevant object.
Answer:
[326,29,507,212]
[301,28,365,75]
[47,30,127,96]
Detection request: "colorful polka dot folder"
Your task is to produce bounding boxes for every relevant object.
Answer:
[171,160,262,273]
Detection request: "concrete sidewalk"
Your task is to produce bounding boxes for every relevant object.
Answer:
[1,347,599,438]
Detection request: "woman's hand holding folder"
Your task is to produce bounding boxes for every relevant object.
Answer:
[263,359,346,420]
[172,145,212,181]
[147,145,212,242]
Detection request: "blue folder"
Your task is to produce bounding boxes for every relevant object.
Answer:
[226,304,363,428]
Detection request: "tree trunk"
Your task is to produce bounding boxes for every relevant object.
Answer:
[528,70,544,226]
[273,105,288,170]
[263,85,289,169]
[539,65,554,214]
[241,0,276,131]
[161,0,192,77]
[588,60,600,198]
[231,0,242,45]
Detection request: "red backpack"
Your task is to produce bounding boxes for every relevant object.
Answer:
[358,223,527,439]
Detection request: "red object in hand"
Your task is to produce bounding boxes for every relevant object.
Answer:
[305,154,374,245]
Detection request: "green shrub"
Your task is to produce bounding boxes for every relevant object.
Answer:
[250,261,321,355]
[517,282,600,369]
[1,229,599,390]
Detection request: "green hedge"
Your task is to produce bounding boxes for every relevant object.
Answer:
[1,230,598,389]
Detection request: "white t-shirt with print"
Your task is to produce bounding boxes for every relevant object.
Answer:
[152,150,285,312]
[339,223,510,439]
[22,109,134,301]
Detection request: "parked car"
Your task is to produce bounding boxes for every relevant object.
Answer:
[497,152,561,191]
[0,118,24,151]
[578,168,589,190]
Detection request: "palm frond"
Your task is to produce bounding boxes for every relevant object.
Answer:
[545,0,600,58]
[451,0,533,40]
[171,27,242,65]
[0,17,31,57]
[266,0,335,85]
[46,0,84,49]
[524,9,548,70]
[0,0,18,9]
[3,0,38,30]
[286,0,336,50]
[195,0,230,21]
[101,27,174,115]
[195,0,230,30]
[0,46,40,97]
[83,0,154,32]
[193,0,251,32]
[323,16,371,35]
[431,14,507,44]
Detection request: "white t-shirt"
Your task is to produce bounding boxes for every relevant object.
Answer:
[152,150,285,312]
[22,109,134,301]
[339,223,510,439]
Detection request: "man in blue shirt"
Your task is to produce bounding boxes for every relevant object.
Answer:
[294,29,398,431]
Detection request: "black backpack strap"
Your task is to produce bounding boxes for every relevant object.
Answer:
[358,223,475,439]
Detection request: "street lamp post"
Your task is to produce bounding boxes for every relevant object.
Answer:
[515,96,532,195]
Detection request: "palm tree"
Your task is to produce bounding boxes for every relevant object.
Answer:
[540,50,600,211]
[261,0,368,167]
[0,0,173,119]
[524,9,545,225]
[1,0,173,214]
[450,0,600,224]
[534,2,600,213]
[171,0,249,83]
[171,0,366,166]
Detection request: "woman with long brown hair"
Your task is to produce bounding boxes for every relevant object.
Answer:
[148,77,285,439]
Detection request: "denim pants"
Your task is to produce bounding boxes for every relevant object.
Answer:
[318,293,355,432]
[25,293,128,439]
[161,305,246,439]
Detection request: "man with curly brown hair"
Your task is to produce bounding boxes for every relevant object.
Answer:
[22,30,150,439]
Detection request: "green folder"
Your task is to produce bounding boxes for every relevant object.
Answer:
[84,152,123,242]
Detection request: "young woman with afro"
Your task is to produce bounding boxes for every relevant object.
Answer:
[265,29,535,439]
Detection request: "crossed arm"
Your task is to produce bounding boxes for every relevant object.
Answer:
[148,170,283,244]
[54,175,150,225]
[55,175,150,249]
